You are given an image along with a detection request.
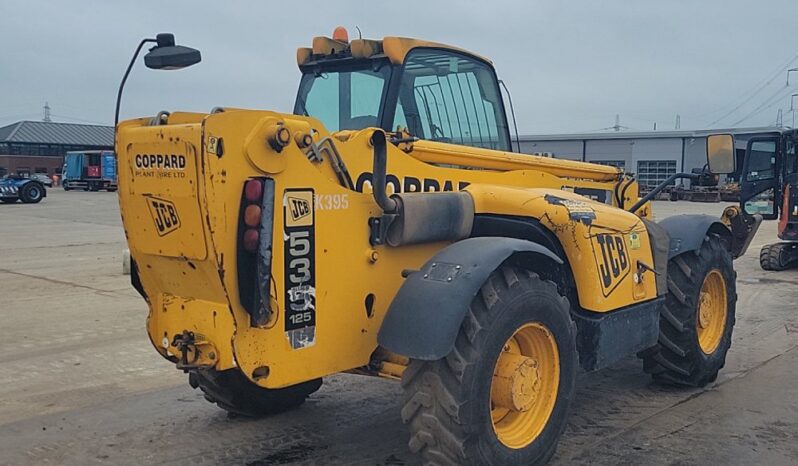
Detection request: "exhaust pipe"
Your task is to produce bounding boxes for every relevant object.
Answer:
[370,130,398,214]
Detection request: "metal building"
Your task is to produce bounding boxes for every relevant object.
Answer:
[518,126,782,187]
[0,120,113,177]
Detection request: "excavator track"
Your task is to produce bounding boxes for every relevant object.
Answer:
[759,242,798,271]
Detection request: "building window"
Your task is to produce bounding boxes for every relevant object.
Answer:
[594,160,626,170]
[35,167,48,174]
[637,160,677,187]
[16,167,31,177]
[0,167,7,177]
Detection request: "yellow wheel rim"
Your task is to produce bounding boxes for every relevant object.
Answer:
[696,269,727,354]
[490,322,559,449]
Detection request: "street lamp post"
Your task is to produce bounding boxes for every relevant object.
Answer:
[115,33,201,130]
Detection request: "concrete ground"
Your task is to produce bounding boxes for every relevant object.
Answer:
[1,190,797,465]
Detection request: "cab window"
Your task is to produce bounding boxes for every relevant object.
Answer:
[745,140,776,181]
[295,64,391,132]
[785,139,797,175]
[393,49,510,151]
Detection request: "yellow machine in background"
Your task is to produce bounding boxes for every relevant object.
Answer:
[116,29,759,465]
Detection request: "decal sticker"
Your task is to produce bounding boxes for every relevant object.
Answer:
[133,153,187,179]
[629,232,642,250]
[207,136,219,155]
[354,172,469,194]
[544,194,597,225]
[314,193,349,211]
[591,231,630,296]
[283,189,316,349]
[147,196,181,236]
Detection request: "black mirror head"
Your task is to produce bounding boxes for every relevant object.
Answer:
[144,44,201,70]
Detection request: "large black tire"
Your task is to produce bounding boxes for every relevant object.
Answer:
[401,267,577,466]
[641,235,736,386]
[19,182,44,203]
[760,243,798,271]
[189,368,322,417]
[0,198,17,204]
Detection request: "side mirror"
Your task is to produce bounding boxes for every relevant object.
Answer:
[144,33,201,70]
[706,134,735,174]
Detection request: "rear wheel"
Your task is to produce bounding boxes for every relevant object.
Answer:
[641,235,736,386]
[401,267,577,465]
[189,368,322,417]
[19,183,44,203]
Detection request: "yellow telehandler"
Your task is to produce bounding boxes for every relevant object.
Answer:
[114,30,759,465]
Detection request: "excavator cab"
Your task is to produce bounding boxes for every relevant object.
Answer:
[294,33,513,151]
[737,129,798,269]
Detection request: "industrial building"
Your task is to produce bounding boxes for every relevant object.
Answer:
[518,126,783,187]
[0,120,113,177]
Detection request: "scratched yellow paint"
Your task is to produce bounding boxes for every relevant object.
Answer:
[117,108,657,388]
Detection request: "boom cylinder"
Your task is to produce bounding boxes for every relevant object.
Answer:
[410,140,622,182]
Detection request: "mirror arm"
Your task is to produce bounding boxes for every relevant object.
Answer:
[115,38,158,132]
[628,173,700,214]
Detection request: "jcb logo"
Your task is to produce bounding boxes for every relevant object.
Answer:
[592,232,630,296]
[147,197,181,236]
[288,197,311,222]
[285,192,314,228]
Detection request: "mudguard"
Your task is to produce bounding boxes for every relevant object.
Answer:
[377,236,562,360]
[657,214,730,259]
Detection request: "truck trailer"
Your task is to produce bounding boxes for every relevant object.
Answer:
[63,150,117,191]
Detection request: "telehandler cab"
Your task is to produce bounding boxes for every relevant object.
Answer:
[115,29,760,465]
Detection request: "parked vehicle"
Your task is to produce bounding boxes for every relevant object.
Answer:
[0,175,46,203]
[30,173,54,187]
[63,150,117,191]
[737,128,798,270]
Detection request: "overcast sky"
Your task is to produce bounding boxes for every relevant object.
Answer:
[1,1,797,134]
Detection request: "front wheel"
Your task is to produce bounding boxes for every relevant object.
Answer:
[640,235,736,386]
[189,368,322,417]
[19,183,44,203]
[402,267,577,465]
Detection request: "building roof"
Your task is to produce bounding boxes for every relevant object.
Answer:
[519,126,785,142]
[0,120,113,147]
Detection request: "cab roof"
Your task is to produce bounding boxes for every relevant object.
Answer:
[297,35,493,69]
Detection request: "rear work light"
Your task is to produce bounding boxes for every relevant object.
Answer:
[238,178,275,327]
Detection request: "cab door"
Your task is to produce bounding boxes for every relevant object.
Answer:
[740,136,781,220]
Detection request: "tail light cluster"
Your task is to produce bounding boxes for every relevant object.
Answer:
[242,179,264,253]
[237,177,275,327]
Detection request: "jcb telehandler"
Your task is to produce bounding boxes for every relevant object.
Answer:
[737,128,798,270]
[115,30,760,465]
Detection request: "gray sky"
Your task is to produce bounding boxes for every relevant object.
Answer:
[1,0,797,134]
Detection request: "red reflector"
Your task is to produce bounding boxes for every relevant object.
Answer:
[244,204,262,227]
[243,228,259,252]
[245,180,263,202]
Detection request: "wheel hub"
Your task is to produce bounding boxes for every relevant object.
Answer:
[492,352,541,412]
[698,292,712,328]
[490,322,560,450]
[696,269,728,354]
